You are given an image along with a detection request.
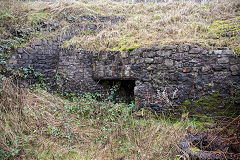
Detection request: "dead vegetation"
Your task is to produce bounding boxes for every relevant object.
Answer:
[0,75,208,160]
[0,0,239,52]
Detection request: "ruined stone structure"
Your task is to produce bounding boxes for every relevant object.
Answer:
[7,38,240,113]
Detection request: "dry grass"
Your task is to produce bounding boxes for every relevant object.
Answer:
[0,76,204,160]
[0,0,239,52]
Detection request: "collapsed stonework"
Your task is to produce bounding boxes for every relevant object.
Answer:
[7,38,240,113]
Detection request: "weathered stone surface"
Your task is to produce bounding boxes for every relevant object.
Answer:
[178,45,190,52]
[154,57,163,63]
[218,57,229,64]
[230,65,239,75]
[164,59,174,67]
[202,66,211,72]
[33,38,42,46]
[213,50,223,55]
[145,58,154,63]
[189,48,202,54]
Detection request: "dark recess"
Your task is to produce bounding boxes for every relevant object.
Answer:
[98,80,135,104]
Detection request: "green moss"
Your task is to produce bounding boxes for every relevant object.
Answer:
[128,46,136,51]
[28,12,48,26]
[208,17,240,38]
[190,147,201,152]
[180,90,240,122]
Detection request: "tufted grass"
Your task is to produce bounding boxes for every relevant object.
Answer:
[0,76,208,160]
[0,0,239,53]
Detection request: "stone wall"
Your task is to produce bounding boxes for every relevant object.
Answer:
[7,39,240,113]
[93,46,240,111]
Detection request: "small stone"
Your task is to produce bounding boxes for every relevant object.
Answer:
[190,58,199,63]
[189,48,202,54]
[124,70,130,77]
[164,46,177,50]
[22,54,28,60]
[98,71,104,77]
[202,66,211,72]
[17,48,23,54]
[229,57,239,65]
[34,38,42,46]
[147,66,153,71]
[218,57,229,64]
[183,67,191,73]
[213,50,223,55]
[230,65,239,75]
[223,50,233,55]
[172,53,183,60]
[164,59,174,67]
[121,51,128,58]
[8,59,17,65]
[101,53,107,60]
[143,51,155,58]
[212,65,223,71]
[145,58,154,64]
[161,51,172,57]
[154,57,163,63]
[178,45,190,52]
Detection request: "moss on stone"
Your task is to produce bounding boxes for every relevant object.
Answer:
[180,91,240,122]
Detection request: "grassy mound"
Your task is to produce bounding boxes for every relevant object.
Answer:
[0,0,239,52]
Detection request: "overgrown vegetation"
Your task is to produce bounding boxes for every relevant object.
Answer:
[0,0,239,159]
[0,76,207,160]
[0,0,239,52]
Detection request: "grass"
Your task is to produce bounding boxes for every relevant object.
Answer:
[0,0,239,52]
[0,75,208,160]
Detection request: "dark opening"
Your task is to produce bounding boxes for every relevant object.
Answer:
[98,80,135,104]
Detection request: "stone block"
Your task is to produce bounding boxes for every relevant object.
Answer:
[230,65,239,75]
[178,45,190,52]
[17,48,23,54]
[213,50,223,55]
[229,57,239,65]
[124,70,130,77]
[8,59,17,65]
[182,67,192,73]
[190,58,200,63]
[98,71,104,78]
[218,57,229,64]
[172,53,183,60]
[154,57,163,63]
[34,38,42,46]
[164,59,174,67]
[202,66,211,72]
[144,51,155,58]
[145,58,154,64]
[223,50,233,55]
[212,65,223,71]
[164,45,177,50]
[147,65,153,71]
[121,51,128,58]
[161,51,172,57]
[189,48,202,54]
